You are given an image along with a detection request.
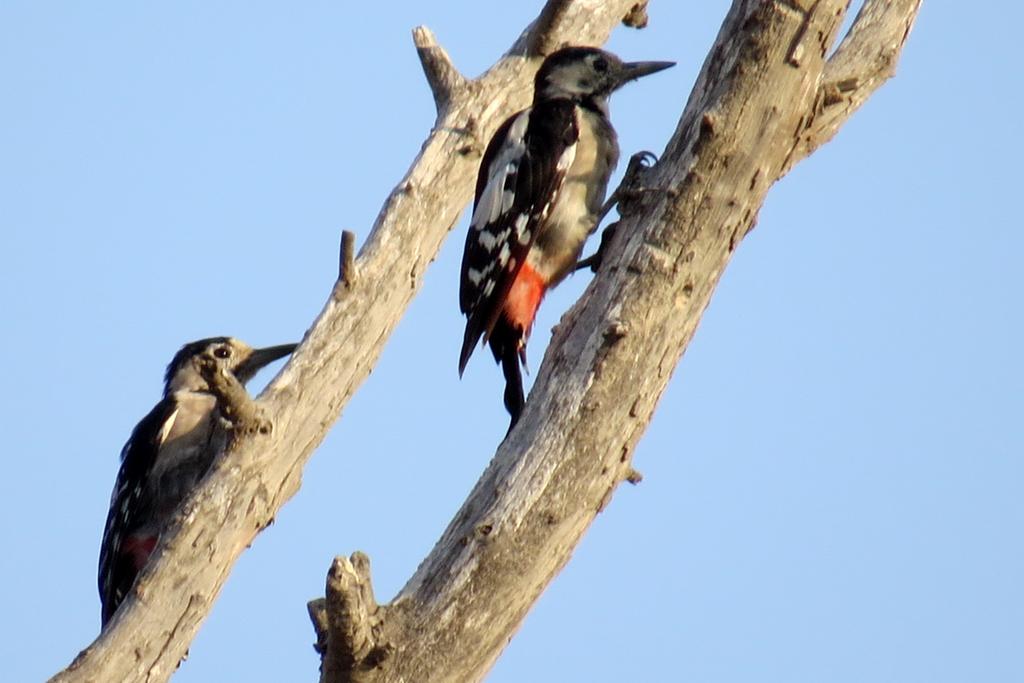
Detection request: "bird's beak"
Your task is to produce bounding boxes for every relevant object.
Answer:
[617,60,675,87]
[235,343,298,382]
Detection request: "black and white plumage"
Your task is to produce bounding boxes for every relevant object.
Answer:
[458,46,673,428]
[97,336,295,626]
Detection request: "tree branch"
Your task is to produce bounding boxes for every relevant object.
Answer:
[525,0,573,56]
[413,26,465,114]
[334,229,358,298]
[302,1,921,681]
[48,2,640,681]
[622,1,650,29]
[50,0,921,679]
[786,0,923,169]
[309,553,388,683]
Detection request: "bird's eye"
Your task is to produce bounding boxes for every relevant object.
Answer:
[593,57,609,73]
[213,346,231,359]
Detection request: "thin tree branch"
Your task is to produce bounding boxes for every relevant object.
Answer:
[786,0,923,170]
[335,229,358,297]
[413,26,465,114]
[48,2,639,681]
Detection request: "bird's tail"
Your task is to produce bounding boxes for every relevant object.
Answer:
[489,321,525,429]
[501,347,525,428]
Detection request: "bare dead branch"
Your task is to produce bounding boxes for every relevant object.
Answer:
[50,0,922,679]
[525,0,573,56]
[525,0,652,57]
[48,2,639,681]
[413,26,465,113]
[309,600,330,657]
[786,0,923,169]
[313,553,388,683]
[622,2,650,29]
[335,229,358,297]
[299,2,916,681]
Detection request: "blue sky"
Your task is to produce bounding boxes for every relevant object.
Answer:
[2,2,1021,681]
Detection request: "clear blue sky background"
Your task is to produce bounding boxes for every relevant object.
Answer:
[2,2,1020,682]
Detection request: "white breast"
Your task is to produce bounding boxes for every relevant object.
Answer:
[530,106,619,285]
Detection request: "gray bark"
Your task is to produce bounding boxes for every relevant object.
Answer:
[49,1,921,682]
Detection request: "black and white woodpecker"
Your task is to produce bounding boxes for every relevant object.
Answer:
[97,336,296,626]
[458,46,673,427]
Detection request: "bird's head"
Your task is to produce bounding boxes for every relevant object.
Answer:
[534,46,674,108]
[164,337,297,394]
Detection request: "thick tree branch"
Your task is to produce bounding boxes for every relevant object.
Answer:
[48,2,640,681]
[304,1,921,682]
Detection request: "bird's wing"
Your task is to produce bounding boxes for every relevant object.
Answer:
[97,396,178,623]
[459,100,579,373]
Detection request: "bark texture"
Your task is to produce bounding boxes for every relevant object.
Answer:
[49,1,920,682]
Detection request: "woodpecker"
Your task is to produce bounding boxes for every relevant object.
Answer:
[458,46,673,427]
[97,336,296,626]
